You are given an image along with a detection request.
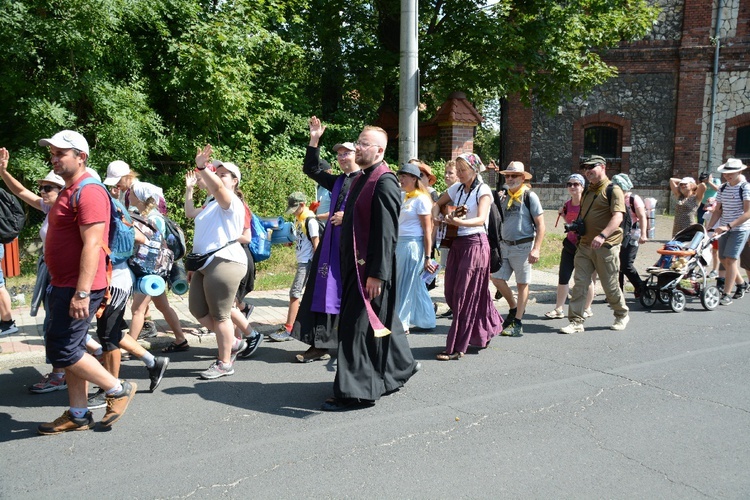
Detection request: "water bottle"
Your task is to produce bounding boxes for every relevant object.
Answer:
[146,232,163,272]
[644,197,657,239]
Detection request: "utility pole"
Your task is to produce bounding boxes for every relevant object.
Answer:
[399,0,418,165]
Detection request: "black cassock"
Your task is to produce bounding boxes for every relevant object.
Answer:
[292,146,360,349]
[334,162,418,401]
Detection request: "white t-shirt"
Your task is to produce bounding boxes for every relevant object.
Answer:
[193,194,246,267]
[399,192,432,237]
[295,208,319,264]
[717,181,750,231]
[38,200,52,244]
[446,181,492,236]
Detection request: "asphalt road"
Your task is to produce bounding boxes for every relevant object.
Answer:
[1,292,748,499]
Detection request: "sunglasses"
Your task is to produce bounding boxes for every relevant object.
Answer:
[579,164,600,171]
[39,185,59,193]
[566,182,582,187]
[504,173,524,179]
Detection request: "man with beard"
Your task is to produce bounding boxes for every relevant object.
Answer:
[291,117,361,362]
[320,125,420,411]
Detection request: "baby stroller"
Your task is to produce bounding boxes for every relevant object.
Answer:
[640,224,723,312]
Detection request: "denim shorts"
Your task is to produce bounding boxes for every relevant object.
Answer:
[492,241,533,284]
[290,262,311,299]
[718,229,750,260]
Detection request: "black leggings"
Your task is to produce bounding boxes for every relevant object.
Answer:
[619,242,644,290]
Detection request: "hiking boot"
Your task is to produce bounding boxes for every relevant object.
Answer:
[100,381,137,427]
[610,315,630,331]
[500,320,523,337]
[230,339,247,363]
[295,347,331,363]
[38,410,94,435]
[720,293,733,306]
[200,360,234,380]
[269,327,293,342]
[138,320,158,340]
[87,389,107,410]
[559,322,584,334]
[0,319,18,337]
[29,373,67,394]
[732,282,748,300]
[238,333,263,359]
[147,356,170,392]
[502,308,517,329]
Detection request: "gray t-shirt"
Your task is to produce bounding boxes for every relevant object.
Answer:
[499,190,543,241]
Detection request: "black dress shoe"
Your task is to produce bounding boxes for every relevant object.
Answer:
[320,397,375,412]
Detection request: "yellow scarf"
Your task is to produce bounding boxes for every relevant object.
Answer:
[506,185,528,209]
[404,188,426,201]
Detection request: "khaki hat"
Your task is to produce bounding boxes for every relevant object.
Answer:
[499,161,533,180]
[580,155,607,166]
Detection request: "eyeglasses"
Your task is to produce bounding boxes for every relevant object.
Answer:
[504,173,524,179]
[579,164,600,171]
[355,141,378,149]
[337,151,353,158]
[566,182,582,188]
[39,185,59,193]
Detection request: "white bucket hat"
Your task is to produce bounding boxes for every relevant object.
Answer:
[717,158,747,173]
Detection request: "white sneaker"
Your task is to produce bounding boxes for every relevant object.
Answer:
[583,308,593,318]
[611,315,630,331]
[559,322,584,334]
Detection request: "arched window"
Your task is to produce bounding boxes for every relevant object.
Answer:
[584,126,619,158]
[736,125,750,162]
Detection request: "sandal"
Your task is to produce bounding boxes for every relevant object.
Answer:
[544,308,564,319]
[436,351,462,361]
[162,340,190,353]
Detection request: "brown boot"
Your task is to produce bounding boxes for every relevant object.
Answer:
[101,380,137,427]
[38,410,94,435]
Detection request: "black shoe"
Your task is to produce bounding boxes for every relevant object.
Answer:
[438,309,453,319]
[238,333,263,359]
[494,290,502,300]
[0,319,18,337]
[503,308,517,329]
[138,321,158,339]
[320,397,375,412]
[733,282,748,300]
[147,356,170,392]
[87,389,106,410]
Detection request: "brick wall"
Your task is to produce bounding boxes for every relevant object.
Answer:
[502,94,532,167]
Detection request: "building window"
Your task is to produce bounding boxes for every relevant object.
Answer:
[584,126,619,158]
[737,125,750,161]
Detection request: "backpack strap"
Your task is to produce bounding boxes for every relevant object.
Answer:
[72,178,112,256]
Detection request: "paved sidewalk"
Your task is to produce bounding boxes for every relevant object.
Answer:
[0,213,676,370]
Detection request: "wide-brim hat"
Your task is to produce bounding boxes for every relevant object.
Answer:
[717,158,747,173]
[499,161,532,180]
[416,164,437,186]
[37,170,65,188]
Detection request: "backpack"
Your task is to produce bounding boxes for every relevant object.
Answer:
[127,213,174,278]
[303,216,325,244]
[161,216,186,261]
[72,178,135,266]
[605,183,635,240]
[248,212,271,262]
[476,188,503,273]
[719,181,747,202]
[0,187,26,243]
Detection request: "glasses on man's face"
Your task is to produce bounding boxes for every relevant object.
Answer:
[337,151,353,158]
[355,141,377,149]
[39,185,58,193]
[566,182,581,188]
[580,164,600,171]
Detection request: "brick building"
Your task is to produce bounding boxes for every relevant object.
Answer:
[501,0,750,210]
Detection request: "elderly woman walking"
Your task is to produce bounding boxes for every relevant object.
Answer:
[431,153,502,360]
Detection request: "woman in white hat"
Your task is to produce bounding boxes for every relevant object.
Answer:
[669,175,704,236]
[0,148,104,393]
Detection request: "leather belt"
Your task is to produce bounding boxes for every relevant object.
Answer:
[503,237,534,246]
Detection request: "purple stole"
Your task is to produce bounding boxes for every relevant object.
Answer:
[310,175,348,314]
[351,162,391,337]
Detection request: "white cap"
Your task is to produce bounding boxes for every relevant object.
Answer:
[103,160,131,186]
[38,130,89,156]
[211,160,241,182]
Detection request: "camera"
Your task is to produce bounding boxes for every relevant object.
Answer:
[564,219,585,235]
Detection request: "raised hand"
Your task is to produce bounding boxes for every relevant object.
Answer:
[195,144,212,169]
[0,147,9,172]
[309,116,326,140]
[185,170,198,188]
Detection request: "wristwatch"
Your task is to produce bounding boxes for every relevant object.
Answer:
[76,291,90,299]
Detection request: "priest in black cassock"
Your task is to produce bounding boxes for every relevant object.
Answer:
[292,116,361,363]
[321,125,421,412]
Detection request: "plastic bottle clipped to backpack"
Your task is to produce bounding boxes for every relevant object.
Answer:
[145,232,163,272]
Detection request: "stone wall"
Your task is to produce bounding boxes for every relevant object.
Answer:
[533,185,671,213]
[700,70,750,168]
[644,0,685,41]
[531,73,678,186]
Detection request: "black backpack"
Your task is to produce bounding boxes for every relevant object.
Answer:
[303,216,325,243]
[605,183,635,239]
[478,189,503,273]
[0,187,25,243]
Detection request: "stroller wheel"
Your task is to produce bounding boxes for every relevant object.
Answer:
[657,290,671,305]
[670,290,687,313]
[701,285,721,310]
[640,288,657,308]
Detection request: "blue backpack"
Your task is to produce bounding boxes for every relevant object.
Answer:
[72,177,135,266]
[248,212,271,262]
